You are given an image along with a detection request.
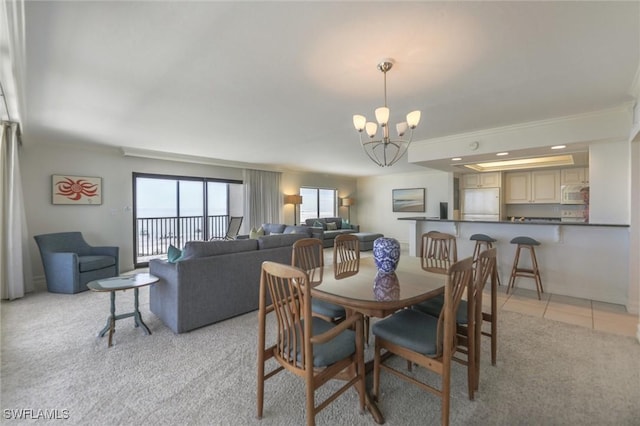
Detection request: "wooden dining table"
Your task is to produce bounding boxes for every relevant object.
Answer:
[310,255,447,424]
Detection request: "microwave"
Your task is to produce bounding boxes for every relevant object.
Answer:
[561,184,587,205]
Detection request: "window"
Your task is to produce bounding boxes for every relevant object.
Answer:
[299,187,337,223]
[133,173,242,267]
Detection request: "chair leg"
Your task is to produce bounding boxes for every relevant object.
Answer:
[507,246,521,294]
[530,247,544,299]
[373,341,381,401]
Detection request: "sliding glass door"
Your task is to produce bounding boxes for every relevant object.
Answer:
[133,173,242,267]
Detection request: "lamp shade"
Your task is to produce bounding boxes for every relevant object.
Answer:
[284,194,303,205]
[341,198,355,207]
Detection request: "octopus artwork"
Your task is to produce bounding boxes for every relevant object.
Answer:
[52,175,101,204]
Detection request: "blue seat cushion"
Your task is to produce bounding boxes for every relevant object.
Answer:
[312,299,346,318]
[412,294,468,324]
[510,236,540,245]
[78,255,116,272]
[372,309,439,356]
[470,233,496,243]
[287,317,356,367]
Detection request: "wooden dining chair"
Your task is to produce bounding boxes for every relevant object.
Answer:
[292,238,345,322]
[333,234,360,279]
[333,233,370,343]
[420,231,458,274]
[256,261,366,426]
[372,257,473,426]
[411,248,497,399]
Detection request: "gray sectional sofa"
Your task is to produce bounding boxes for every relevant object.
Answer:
[149,233,306,333]
[304,217,360,247]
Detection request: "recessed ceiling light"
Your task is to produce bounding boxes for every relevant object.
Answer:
[451,157,462,161]
[496,152,509,156]
[551,145,566,150]
[463,154,575,172]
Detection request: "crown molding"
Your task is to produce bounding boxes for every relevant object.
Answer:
[120,147,284,172]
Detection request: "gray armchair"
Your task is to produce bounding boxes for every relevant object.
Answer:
[34,232,119,294]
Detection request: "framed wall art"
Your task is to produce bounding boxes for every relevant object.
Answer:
[52,175,102,205]
[392,188,425,213]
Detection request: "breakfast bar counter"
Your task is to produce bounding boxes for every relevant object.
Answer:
[399,217,633,310]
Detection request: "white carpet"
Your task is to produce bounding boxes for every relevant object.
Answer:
[1,287,639,425]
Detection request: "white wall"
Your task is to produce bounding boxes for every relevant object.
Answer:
[589,140,631,224]
[21,140,356,289]
[356,170,453,247]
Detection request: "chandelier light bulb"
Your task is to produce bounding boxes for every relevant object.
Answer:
[353,115,366,131]
[396,122,408,137]
[407,110,421,128]
[365,122,378,138]
[375,107,389,126]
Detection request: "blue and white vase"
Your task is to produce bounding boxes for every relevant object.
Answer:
[373,237,401,273]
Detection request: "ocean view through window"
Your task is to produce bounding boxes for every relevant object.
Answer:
[133,173,243,267]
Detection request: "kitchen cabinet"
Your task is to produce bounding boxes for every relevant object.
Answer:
[505,170,560,204]
[561,167,589,185]
[462,172,501,188]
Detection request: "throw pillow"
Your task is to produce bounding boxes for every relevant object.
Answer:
[313,220,324,228]
[326,222,338,230]
[167,244,183,263]
[249,226,265,239]
[341,219,351,230]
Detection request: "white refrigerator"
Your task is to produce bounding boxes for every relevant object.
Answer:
[462,187,500,221]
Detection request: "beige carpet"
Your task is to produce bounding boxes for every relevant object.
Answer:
[1,286,639,425]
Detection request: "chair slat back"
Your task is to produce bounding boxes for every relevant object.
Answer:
[333,234,360,280]
[292,238,324,285]
[225,216,243,240]
[260,261,310,370]
[436,256,474,356]
[420,232,458,274]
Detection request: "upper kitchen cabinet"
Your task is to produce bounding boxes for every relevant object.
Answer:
[461,172,502,188]
[505,170,561,204]
[561,167,589,185]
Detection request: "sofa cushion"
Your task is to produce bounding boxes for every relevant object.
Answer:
[249,226,265,239]
[326,221,338,230]
[262,223,286,235]
[257,233,305,250]
[167,244,184,263]
[284,225,312,237]
[181,239,258,260]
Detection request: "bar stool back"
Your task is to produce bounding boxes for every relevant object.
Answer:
[507,236,543,299]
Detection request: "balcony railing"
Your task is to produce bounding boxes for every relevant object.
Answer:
[136,215,230,263]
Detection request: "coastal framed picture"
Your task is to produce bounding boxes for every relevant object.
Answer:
[392,188,425,212]
[52,175,102,205]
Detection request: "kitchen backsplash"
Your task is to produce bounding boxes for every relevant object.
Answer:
[505,204,582,219]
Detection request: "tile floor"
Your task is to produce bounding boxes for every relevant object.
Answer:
[495,285,638,338]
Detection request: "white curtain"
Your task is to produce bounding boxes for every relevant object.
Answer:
[243,169,282,229]
[1,121,32,299]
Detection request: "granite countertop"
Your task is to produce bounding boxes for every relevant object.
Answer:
[397,217,629,227]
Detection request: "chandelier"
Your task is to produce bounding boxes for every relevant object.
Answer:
[353,59,421,167]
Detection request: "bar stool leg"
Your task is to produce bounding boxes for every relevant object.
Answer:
[530,246,544,299]
[507,245,521,294]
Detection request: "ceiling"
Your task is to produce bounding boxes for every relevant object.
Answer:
[8,1,640,176]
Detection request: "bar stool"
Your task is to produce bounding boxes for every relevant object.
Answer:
[470,234,502,286]
[507,236,543,300]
